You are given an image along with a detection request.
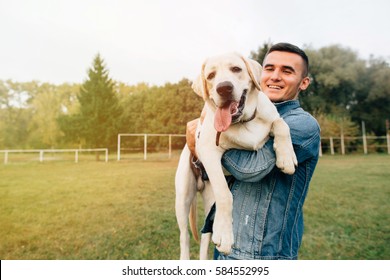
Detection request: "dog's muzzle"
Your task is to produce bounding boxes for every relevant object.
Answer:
[214,89,249,146]
[214,89,249,133]
[231,89,247,124]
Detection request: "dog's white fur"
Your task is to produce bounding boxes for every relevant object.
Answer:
[175,53,297,259]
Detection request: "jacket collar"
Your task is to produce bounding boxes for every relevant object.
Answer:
[274,100,300,116]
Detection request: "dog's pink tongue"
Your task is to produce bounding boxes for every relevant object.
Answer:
[214,102,238,132]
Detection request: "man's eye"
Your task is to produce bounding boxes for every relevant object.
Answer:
[231,66,242,73]
[207,72,216,80]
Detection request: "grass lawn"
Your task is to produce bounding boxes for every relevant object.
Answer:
[300,155,390,259]
[0,154,389,259]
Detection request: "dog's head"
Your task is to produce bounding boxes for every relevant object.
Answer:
[192,53,262,132]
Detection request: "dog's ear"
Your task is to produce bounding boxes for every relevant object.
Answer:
[241,56,262,91]
[192,74,204,98]
[192,62,209,99]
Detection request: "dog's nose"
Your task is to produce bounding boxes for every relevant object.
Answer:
[216,81,233,97]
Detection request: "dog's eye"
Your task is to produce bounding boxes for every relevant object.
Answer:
[207,72,216,80]
[231,66,242,73]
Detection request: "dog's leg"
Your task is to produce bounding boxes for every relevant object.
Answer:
[200,232,212,260]
[256,96,297,173]
[175,145,198,260]
[271,118,298,174]
[199,150,234,255]
[199,181,214,260]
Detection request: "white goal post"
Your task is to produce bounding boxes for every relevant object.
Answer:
[117,133,186,161]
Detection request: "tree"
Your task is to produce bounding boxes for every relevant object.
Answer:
[350,57,390,135]
[117,79,204,149]
[59,54,122,150]
[0,80,32,148]
[303,45,366,115]
[250,41,272,65]
[28,83,62,148]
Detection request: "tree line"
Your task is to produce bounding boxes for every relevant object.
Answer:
[1,43,389,151]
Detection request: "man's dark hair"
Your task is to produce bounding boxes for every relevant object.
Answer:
[264,42,309,77]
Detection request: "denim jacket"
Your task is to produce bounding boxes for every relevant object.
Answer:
[219,100,320,260]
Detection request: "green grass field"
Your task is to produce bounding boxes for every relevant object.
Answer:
[0,154,389,260]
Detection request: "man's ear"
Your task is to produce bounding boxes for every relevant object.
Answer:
[299,76,311,91]
[241,56,262,91]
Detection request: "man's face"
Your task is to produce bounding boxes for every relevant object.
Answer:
[260,51,310,102]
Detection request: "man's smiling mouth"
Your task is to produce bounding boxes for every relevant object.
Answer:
[268,85,283,90]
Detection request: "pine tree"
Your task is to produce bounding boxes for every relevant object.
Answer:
[59,54,122,151]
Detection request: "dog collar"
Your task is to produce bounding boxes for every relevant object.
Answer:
[239,109,257,124]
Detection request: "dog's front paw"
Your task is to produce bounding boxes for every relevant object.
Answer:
[274,143,298,175]
[212,212,234,255]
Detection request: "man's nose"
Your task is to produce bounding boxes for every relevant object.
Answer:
[270,69,281,80]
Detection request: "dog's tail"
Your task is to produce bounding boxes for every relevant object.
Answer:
[189,195,199,242]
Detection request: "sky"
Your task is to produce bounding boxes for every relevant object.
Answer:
[1,0,389,86]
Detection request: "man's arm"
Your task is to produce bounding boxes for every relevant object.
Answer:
[185,115,277,183]
[221,111,321,183]
[221,139,276,183]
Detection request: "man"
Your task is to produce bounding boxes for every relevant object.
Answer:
[199,42,321,259]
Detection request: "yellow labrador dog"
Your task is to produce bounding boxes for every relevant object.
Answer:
[175,53,297,259]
